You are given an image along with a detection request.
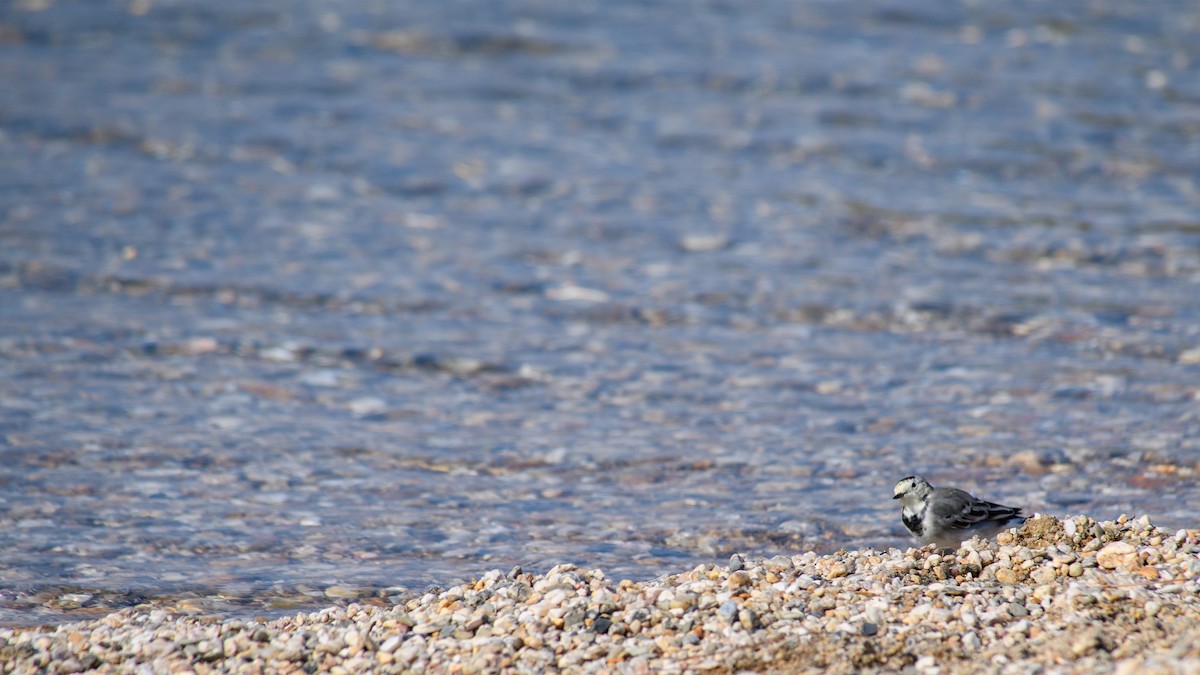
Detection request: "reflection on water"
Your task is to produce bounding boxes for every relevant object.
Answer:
[1,0,1198,625]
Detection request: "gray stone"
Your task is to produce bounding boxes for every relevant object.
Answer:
[718,600,739,623]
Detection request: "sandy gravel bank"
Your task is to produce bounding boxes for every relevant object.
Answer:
[3,515,1198,673]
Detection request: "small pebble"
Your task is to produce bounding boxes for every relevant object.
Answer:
[718,600,739,623]
[1097,542,1141,571]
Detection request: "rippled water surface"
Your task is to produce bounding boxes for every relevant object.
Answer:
[2,0,1199,625]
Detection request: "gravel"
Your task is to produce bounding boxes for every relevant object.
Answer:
[2,514,1198,673]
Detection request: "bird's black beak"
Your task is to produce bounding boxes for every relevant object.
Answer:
[892,494,902,499]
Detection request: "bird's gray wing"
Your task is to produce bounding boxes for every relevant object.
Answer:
[932,488,1022,529]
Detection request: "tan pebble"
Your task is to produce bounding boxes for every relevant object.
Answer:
[1097,542,1141,571]
[1068,562,1084,577]
[324,586,361,599]
[903,604,930,625]
[727,572,750,589]
[995,568,1018,584]
[376,651,394,665]
[379,635,403,653]
[1071,630,1102,656]
[1011,450,1045,475]
[669,593,698,611]
[827,563,849,579]
[737,609,758,630]
[1138,567,1160,580]
[1031,566,1056,585]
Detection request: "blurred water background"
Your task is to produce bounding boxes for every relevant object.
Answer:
[2,0,1199,624]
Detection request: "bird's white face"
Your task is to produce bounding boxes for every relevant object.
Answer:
[893,476,930,505]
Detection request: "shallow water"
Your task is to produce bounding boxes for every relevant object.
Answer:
[2,0,1199,625]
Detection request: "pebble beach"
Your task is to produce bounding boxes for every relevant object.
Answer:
[3,514,1198,674]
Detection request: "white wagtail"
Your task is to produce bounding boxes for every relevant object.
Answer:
[893,475,1026,549]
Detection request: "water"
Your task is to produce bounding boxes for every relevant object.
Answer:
[2,0,1199,625]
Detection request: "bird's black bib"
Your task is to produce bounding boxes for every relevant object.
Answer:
[902,509,925,538]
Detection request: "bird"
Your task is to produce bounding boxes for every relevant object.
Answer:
[892,475,1026,549]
